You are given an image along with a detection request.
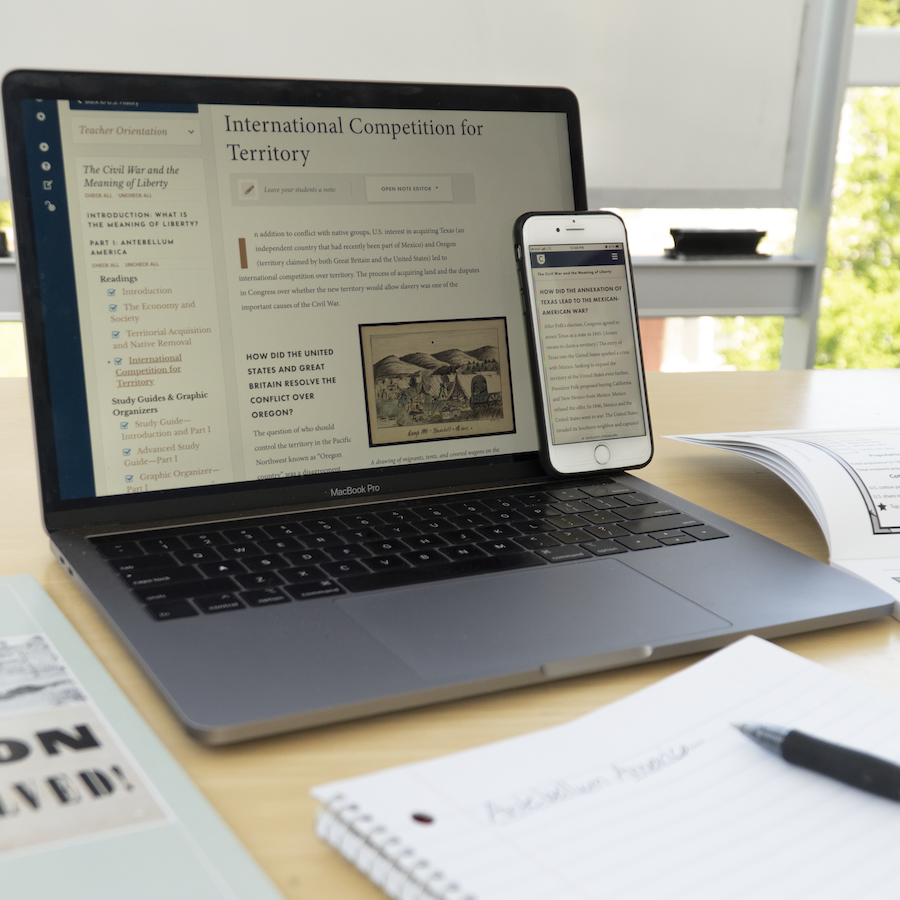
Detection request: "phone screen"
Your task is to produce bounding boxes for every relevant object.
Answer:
[527,242,648,446]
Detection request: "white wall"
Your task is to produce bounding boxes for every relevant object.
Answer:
[2,0,807,204]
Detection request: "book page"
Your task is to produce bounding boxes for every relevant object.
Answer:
[670,430,900,562]
[0,633,169,856]
[314,637,900,900]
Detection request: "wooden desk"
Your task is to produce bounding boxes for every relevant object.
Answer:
[3,370,900,898]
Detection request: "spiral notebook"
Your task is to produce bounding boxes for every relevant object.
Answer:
[312,636,900,900]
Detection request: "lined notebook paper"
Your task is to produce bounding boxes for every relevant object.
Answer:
[312,636,900,900]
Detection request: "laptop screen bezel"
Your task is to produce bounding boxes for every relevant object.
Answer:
[3,70,587,532]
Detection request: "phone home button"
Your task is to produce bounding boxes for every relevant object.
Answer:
[593,444,611,465]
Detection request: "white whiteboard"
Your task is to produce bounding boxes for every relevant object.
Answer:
[2,0,812,205]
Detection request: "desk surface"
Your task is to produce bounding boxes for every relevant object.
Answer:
[3,369,900,898]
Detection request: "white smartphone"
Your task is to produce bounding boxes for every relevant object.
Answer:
[514,210,653,476]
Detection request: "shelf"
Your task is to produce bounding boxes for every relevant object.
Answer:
[631,256,815,318]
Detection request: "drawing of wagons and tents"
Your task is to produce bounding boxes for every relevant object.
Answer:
[441,372,504,420]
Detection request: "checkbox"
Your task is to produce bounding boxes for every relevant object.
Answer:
[125,475,133,483]
[107,289,116,297]
[123,449,131,456]
[111,331,120,339]
[120,422,129,430]
[109,304,117,312]
[114,357,123,365]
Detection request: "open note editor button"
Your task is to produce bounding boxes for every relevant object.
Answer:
[365,176,453,203]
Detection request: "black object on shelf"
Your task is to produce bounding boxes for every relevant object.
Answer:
[665,228,768,260]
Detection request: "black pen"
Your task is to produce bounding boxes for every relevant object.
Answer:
[735,723,900,802]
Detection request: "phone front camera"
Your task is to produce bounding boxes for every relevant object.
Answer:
[555,227,560,232]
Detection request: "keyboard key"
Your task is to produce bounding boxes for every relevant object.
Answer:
[283,548,331,565]
[403,534,445,550]
[480,523,521,539]
[616,492,662,506]
[658,534,697,546]
[445,500,489,515]
[321,559,370,578]
[138,536,185,553]
[545,515,588,530]
[223,527,268,542]
[94,540,142,558]
[330,543,370,561]
[483,509,526,525]
[616,535,663,551]
[366,555,409,571]
[449,513,491,529]
[615,503,683,520]
[621,514,704,534]
[235,571,284,588]
[120,567,203,589]
[243,554,285,571]
[681,525,728,541]
[579,510,625,526]
[285,580,343,600]
[515,534,560,550]
[478,539,521,555]
[340,527,382,543]
[303,531,347,549]
[305,517,342,532]
[135,576,234,604]
[145,600,198,621]
[549,528,595,544]
[584,523,629,540]
[198,559,247,577]
[442,529,485,545]
[547,487,588,501]
[443,544,488,561]
[400,549,449,566]
[181,532,227,548]
[258,537,301,553]
[195,594,244,614]
[517,519,556,534]
[264,521,308,538]
[364,537,410,554]
[241,588,291,607]
[111,553,173,574]
[375,522,420,538]
[173,547,223,565]
[379,508,421,523]
[339,513,385,529]
[536,545,593,563]
[219,543,259,559]
[584,497,627,511]
[551,500,593,515]
[584,539,627,557]
[282,565,326,582]
[579,483,632,498]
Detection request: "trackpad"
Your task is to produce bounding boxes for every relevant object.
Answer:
[337,559,730,682]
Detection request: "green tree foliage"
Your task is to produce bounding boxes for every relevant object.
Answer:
[857,0,900,27]
[817,86,900,367]
[718,1,900,370]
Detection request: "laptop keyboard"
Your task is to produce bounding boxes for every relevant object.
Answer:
[92,479,728,622]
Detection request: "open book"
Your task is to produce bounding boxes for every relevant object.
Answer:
[670,429,900,619]
[312,636,900,900]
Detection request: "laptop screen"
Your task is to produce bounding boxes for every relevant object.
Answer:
[4,72,584,525]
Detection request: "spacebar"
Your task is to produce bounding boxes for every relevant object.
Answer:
[339,552,546,593]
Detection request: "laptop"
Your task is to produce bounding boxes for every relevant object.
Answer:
[3,69,892,745]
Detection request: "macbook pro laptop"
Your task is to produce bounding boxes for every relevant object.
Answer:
[3,69,892,744]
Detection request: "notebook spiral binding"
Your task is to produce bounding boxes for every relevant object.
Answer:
[316,794,476,900]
